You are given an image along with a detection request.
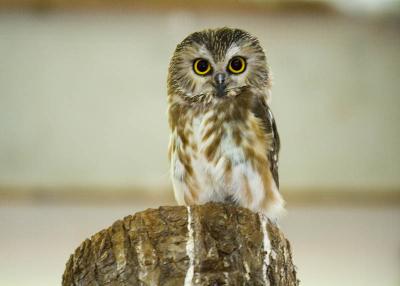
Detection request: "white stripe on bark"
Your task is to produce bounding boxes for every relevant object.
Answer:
[259,213,271,286]
[184,206,195,286]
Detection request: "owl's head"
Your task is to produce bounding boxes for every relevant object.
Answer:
[168,27,270,105]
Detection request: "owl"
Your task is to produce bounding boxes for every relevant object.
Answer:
[167,28,284,219]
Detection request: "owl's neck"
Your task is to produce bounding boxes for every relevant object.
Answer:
[168,90,261,132]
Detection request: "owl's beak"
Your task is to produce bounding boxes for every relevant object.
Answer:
[214,73,226,97]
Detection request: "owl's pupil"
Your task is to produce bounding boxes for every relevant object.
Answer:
[197,60,208,72]
[231,58,242,71]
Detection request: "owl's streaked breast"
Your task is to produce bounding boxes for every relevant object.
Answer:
[169,103,284,217]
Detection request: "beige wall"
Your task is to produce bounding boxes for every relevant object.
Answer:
[0,11,399,192]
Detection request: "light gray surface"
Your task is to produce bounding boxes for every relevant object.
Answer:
[280,206,400,286]
[0,203,398,286]
[0,12,399,191]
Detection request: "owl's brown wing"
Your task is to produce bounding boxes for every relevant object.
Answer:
[252,97,281,188]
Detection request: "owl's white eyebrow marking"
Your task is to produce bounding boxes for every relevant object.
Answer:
[225,43,241,60]
[196,45,213,60]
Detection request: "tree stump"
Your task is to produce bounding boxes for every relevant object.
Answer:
[62,203,299,286]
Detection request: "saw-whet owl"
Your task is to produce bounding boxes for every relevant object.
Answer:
[167,27,284,219]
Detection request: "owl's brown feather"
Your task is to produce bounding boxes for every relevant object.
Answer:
[252,96,280,188]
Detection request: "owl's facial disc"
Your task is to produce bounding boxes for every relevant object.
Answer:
[168,28,270,104]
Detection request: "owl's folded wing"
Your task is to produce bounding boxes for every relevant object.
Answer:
[252,97,280,188]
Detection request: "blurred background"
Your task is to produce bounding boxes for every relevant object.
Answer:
[0,0,399,285]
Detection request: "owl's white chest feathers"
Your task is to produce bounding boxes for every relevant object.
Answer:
[170,109,284,218]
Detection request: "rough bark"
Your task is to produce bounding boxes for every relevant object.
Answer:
[62,203,299,286]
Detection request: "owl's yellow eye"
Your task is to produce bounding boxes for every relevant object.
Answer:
[193,59,212,75]
[228,56,246,74]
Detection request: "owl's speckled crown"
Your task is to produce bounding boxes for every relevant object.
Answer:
[176,27,263,62]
